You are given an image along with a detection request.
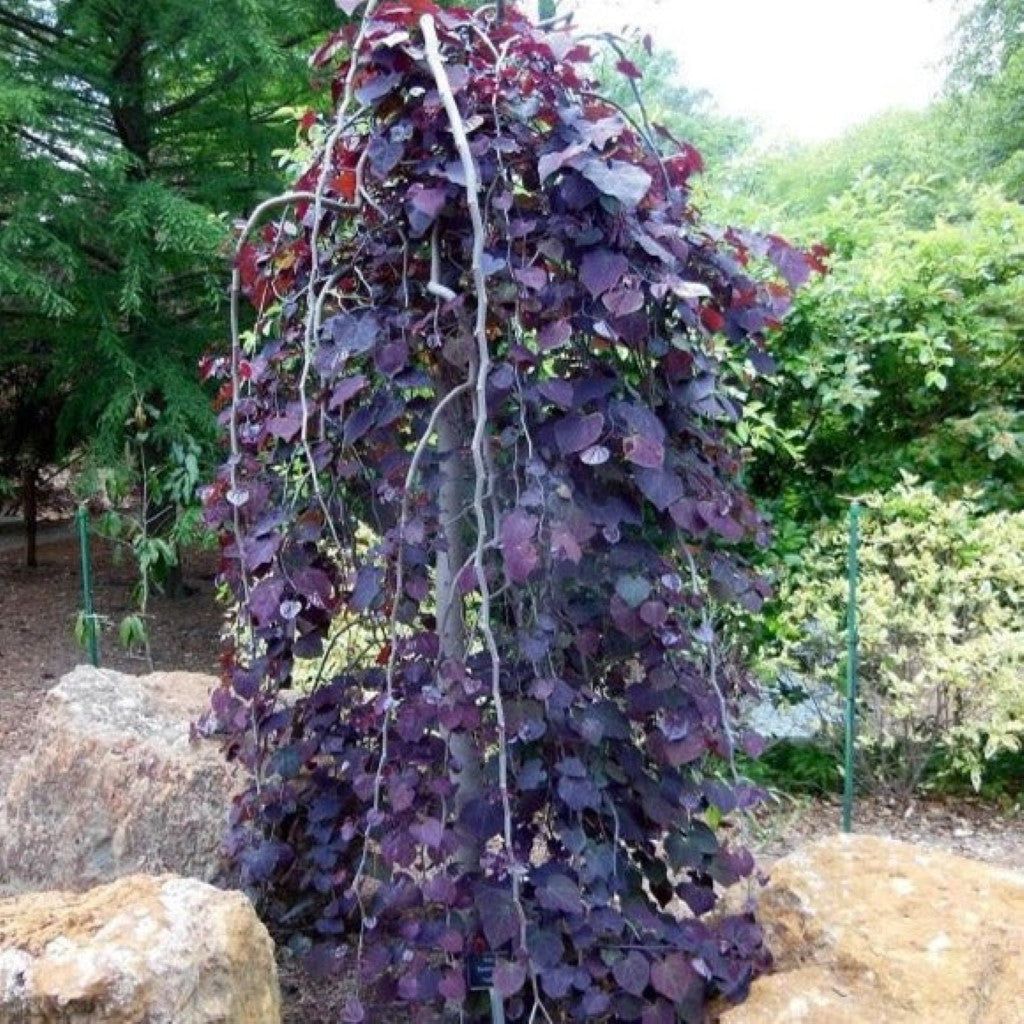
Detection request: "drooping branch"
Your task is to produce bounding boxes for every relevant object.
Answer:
[421,8,529,958]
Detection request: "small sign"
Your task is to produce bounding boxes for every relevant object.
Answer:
[466,952,496,991]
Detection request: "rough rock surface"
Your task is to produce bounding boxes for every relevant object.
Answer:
[720,834,1024,1023]
[0,873,280,1023]
[0,666,234,893]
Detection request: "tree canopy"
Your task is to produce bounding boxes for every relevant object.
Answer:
[0,0,339,530]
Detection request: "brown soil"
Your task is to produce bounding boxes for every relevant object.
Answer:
[1,527,1021,1023]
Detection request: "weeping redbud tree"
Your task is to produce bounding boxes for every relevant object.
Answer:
[202,2,821,1020]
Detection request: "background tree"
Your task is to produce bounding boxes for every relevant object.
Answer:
[947,0,1024,196]
[0,0,340,577]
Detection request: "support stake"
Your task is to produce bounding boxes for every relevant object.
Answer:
[76,504,100,667]
[841,501,860,833]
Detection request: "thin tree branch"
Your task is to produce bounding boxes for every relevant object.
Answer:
[422,7,535,988]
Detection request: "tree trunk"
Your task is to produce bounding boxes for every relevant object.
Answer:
[435,385,483,855]
[22,463,37,568]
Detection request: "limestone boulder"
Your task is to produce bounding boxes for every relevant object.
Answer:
[0,666,236,893]
[720,834,1024,1024]
[0,873,279,1023]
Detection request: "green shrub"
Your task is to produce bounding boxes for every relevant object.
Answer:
[763,479,1024,793]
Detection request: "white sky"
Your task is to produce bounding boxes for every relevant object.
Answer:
[567,0,961,142]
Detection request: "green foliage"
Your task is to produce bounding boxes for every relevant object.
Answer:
[737,741,842,797]
[946,0,1024,197]
[0,0,340,486]
[763,480,1024,794]
[717,106,968,229]
[750,184,1024,518]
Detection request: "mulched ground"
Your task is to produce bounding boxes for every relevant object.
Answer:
[1,525,1022,1022]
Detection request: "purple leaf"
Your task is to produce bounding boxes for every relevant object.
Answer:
[405,184,447,236]
[326,311,379,355]
[613,951,651,997]
[355,71,401,105]
[249,579,284,626]
[439,969,466,1001]
[579,158,652,208]
[538,141,589,183]
[554,412,604,455]
[541,966,575,998]
[550,522,582,563]
[768,235,813,289]
[582,987,612,1016]
[267,410,302,442]
[539,319,572,351]
[537,378,573,408]
[514,265,548,291]
[410,817,444,849]
[367,134,404,177]
[293,568,333,605]
[580,249,628,297]
[603,287,645,317]
[650,954,701,1003]
[492,960,527,999]
[537,873,583,915]
[634,467,686,511]
[375,339,408,377]
[350,565,382,611]
[328,373,367,410]
[340,997,366,1023]
[623,434,664,469]
[475,886,520,949]
[500,509,540,584]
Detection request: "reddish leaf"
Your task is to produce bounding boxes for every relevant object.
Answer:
[700,306,725,332]
[333,167,357,202]
[623,433,664,468]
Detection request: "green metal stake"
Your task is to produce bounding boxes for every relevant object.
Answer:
[841,501,860,833]
[76,504,100,667]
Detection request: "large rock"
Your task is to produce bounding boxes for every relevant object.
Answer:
[0,666,235,893]
[0,873,280,1023]
[721,834,1024,1023]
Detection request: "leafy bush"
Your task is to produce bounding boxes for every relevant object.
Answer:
[752,184,1024,519]
[764,480,1024,793]
[737,740,842,797]
[203,4,818,1021]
